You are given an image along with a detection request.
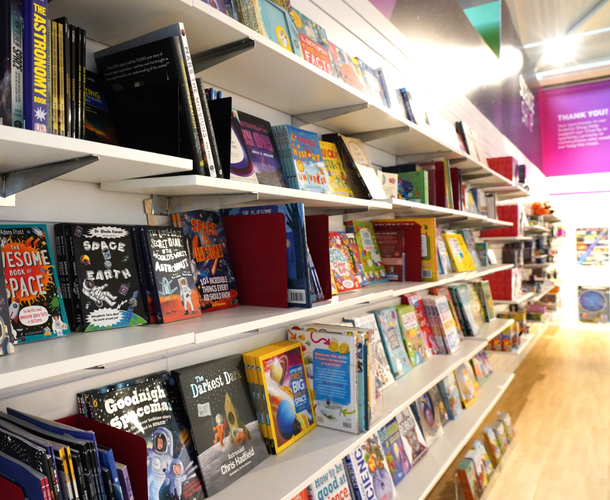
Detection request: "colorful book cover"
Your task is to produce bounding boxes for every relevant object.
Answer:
[327,41,367,95]
[437,373,462,420]
[402,292,437,355]
[358,58,388,108]
[423,295,461,354]
[329,232,362,293]
[393,218,437,281]
[271,124,329,194]
[221,203,312,307]
[140,226,202,323]
[482,426,503,467]
[257,0,301,56]
[377,417,410,486]
[443,233,476,272]
[374,307,411,380]
[395,405,428,466]
[497,413,515,443]
[307,460,354,500]
[459,230,483,268]
[0,258,14,356]
[429,286,464,340]
[344,434,396,500]
[256,342,316,454]
[395,304,427,367]
[290,7,333,76]
[377,171,398,199]
[436,228,453,275]
[84,70,119,144]
[24,0,49,133]
[477,351,493,378]
[474,281,496,322]
[320,141,354,197]
[413,391,443,448]
[0,225,70,343]
[454,362,479,409]
[428,385,449,426]
[349,221,387,282]
[88,372,206,500]
[456,458,481,500]
[397,171,428,204]
[170,354,269,497]
[346,233,369,287]
[201,0,227,14]
[492,421,509,454]
[229,109,258,183]
[470,440,494,481]
[65,223,148,331]
[175,210,239,312]
[449,284,483,336]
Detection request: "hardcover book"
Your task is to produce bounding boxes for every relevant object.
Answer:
[395,304,428,367]
[320,141,354,197]
[347,221,387,282]
[395,405,428,466]
[402,292,437,355]
[397,171,428,204]
[375,307,411,380]
[428,385,450,426]
[358,58,389,108]
[473,281,496,322]
[329,232,362,293]
[307,460,354,500]
[377,417,410,486]
[454,362,479,409]
[290,7,333,76]
[456,458,481,500]
[170,354,269,497]
[482,426,503,467]
[437,373,462,420]
[443,233,476,272]
[84,70,119,145]
[458,230,483,268]
[0,224,70,343]
[413,391,443,448]
[175,210,239,312]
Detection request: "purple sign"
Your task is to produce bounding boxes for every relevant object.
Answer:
[541,79,610,177]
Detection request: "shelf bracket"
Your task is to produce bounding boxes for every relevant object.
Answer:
[294,103,369,124]
[349,126,411,143]
[397,150,451,163]
[448,157,467,165]
[191,38,256,73]
[152,193,260,214]
[461,171,494,180]
[2,155,99,198]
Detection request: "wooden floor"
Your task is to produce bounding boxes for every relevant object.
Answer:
[425,324,610,500]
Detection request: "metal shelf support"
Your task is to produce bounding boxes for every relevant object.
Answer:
[294,103,370,124]
[192,38,256,73]
[152,193,260,214]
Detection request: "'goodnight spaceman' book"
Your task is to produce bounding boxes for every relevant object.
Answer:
[170,354,269,497]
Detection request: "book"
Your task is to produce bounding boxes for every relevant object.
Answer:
[0,225,70,343]
[427,385,449,426]
[470,440,494,482]
[482,426,503,467]
[174,210,239,312]
[497,413,515,443]
[391,218,438,281]
[397,171,428,204]
[327,42,367,95]
[0,0,24,128]
[307,460,354,500]
[398,87,416,123]
[377,417,410,486]
[320,141,354,197]
[377,171,398,199]
[58,223,148,331]
[329,232,362,293]
[358,58,389,108]
[437,373,462,420]
[458,230,482,268]
[138,226,202,323]
[454,362,479,408]
[448,284,483,336]
[115,462,135,500]
[473,281,496,322]
[371,220,422,282]
[346,233,368,288]
[395,406,428,466]
[290,7,334,76]
[429,286,464,340]
[347,221,387,282]
[402,292,437,355]
[443,233,476,272]
[422,295,461,354]
[0,450,49,500]
[395,304,428,367]
[413,391,443,447]
[170,354,269,497]
[84,70,119,144]
[98,446,124,500]
[256,0,301,56]
[491,421,509,453]
[271,124,330,193]
[374,307,411,380]
[456,458,481,500]
[475,242,489,267]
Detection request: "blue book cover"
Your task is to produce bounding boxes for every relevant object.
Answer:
[0,450,47,500]
[23,0,49,132]
[377,417,411,487]
[257,0,302,56]
[221,203,312,307]
[374,307,411,380]
[99,447,125,500]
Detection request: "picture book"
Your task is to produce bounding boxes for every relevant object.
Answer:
[61,223,148,331]
[443,233,476,272]
[139,226,202,323]
[471,440,495,481]
[475,243,489,266]
[413,391,443,448]
[377,417,410,486]
[375,307,412,380]
[84,70,119,145]
[470,353,488,385]
[170,354,269,497]
[456,458,481,500]
[473,281,496,322]
[287,327,358,433]
[344,433,396,500]
[307,460,354,500]
[436,228,453,275]
[358,58,389,108]
[329,232,362,293]
[271,124,330,193]
[234,110,287,187]
[320,141,354,197]
[338,135,386,200]
[378,171,398,199]
[346,233,369,287]
[402,292,438,355]
[491,421,509,453]
[0,224,70,344]
[229,109,258,183]
[174,210,239,312]
[327,42,367,95]
[221,203,312,307]
[395,304,428,367]
[437,373,462,420]
[257,0,301,56]
[428,385,449,426]
[395,405,428,466]
[454,362,479,408]
[397,171,428,204]
[429,286,465,340]
[458,230,483,268]
[393,218,438,281]
[253,341,316,454]
[347,221,387,282]
[290,7,334,76]
[482,426,503,467]
[448,284,483,337]
[87,371,206,500]
[423,295,461,354]
[497,413,515,443]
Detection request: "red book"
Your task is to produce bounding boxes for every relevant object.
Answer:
[487,156,517,183]
[433,160,447,208]
[402,291,438,354]
[450,167,462,211]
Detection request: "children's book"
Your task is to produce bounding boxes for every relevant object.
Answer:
[427,385,449,426]
[329,232,362,293]
[473,281,496,322]
[458,230,483,268]
[471,439,494,481]
[397,171,428,204]
[429,286,464,340]
[320,141,354,197]
[170,354,269,497]
[497,413,515,443]
[482,426,503,467]
[470,354,488,386]
[327,42,367,95]
[393,218,438,281]
[271,124,330,193]
[454,362,479,409]
[307,460,354,500]
[375,307,411,380]
[443,233,476,272]
[402,292,437,355]
[229,109,258,183]
[377,171,398,199]
[0,451,49,500]
[346,233,368,287]
[413,391,443,448]
[395,304,428,367]
[491,421,509,453]
[456,458,481,500]
[290,7,334,76]
[423,295,461,354]
[337,135,386,200]
[344,434,396,500]
[437,373,462,420]
[347,221,387,282]
[448,284,483,336]
[436,228,453,275]
[115,462,135,500]
[377,417,410,486]
[358,58,389,108]
[475,242,489,267]
[174,210,239,312]
[256,0,302,56]
[395,405,428,466]
[0,224,70,344]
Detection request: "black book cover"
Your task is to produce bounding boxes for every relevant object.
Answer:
[170,354,269,497]
[84,70,119,145]
[66,224,147,331]
[196,78,223,178]
[208,97,233,180]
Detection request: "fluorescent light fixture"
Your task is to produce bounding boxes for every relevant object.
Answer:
[536,58,610,80]
[542,37,577,66]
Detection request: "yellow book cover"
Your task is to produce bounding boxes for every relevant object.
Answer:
[320,141,354,197]
[443,233,476,272]
[254,341,316,454]
[390,217,438,281]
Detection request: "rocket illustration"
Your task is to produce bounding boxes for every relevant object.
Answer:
[225,392,250,445]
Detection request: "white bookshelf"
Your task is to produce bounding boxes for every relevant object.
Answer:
[493,292,535,305]
[469,318,515,342]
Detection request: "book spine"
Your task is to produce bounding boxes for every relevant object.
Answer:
[65,448,81,500]
[53,223,76,331]
[69,23,76,137]
[80,28,86,139]
[23,0,50,132]
[10,0,24,127]
[61,20,71,136]
[116,466,135,500]
[138,227,163,324]
[74,26,81,139]
[343,454,365,500]
[64,224,83,330]
[46,454,62,500]
[51,19,58,134]
[55,20,64,135]
[196,77,223,177]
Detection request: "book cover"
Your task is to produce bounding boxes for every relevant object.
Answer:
[329,232,362,293]
[497,413,515,443]
[377,417,410,486]
[491,421,509,453]
[307,460,354,500]
[257,0,301,56]
[374,307,411,380]
[392,218,437,281]
[88,372,206,500]
[320,141,354,197]
[395,304,428,367]
[475,243,489,266]
[140,226,202,323]
[371,221,422,283]
[397,87,415,123]
[175,210,239,312]
[397,171,428,204]
[222,203,312,307]
[402,292,438,355]
[84,70,119,144]
[327,42,367,95]
[454,362,479,409]
[423,295,461,354]
[290,7,333,76]
[339,136,386,200]
[0,451,48,500]
[437,373,462,420]
[170,354,269,497]
[201,0,227,13]
[344,433,396,500]
[448,285,483,336]
[436,228,453,275]
[115,462,135,500]
[395,406,427,467]
[349,221,387,282]
[346,233,368,288]
[474,281,496,322]
[413,391,443,448]
[0,0,24,128]
[456,458,481,500]
[229,109,258,183]
[429,286,465,340]
[443,233,476,272]
[472,439,495,479]
[358,58,388,108]
[427,385,449,426]
[482,426,503,467]
[377,171,398,199]
[464,451,488,495]
[0,225,70,343]
[65,223,148,331]
[458,230,482,268]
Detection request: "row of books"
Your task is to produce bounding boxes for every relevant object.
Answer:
[456,414,516,500]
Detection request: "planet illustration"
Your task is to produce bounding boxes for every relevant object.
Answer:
[269,355,288,385]
[579,290,607,312]
[277,399,298,440]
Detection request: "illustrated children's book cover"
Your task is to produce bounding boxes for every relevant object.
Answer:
[395,304,428,367]
[290,7,334,77]
[395,405,428,467]
[140,226,202,323]
[346,233,368,288]
[413,391,444,448]
[437,373,462,420]
[88,372,206,500]
[307,460,354,500]
[329,232,362,293]
[170,354,269,497]
[375,307,411,380]
[402,292,437,355]
[466,443,492,491]
[320,141,354,197]
[0,224,70,344]
[482,426,503,467]
[377,417,410,487]
[175,210,239,313]
[443,233,476,272]
[347,220,387,282]
[472,439,495,480]
[327,41,368,95]
[63,223,148,331]
[456,458,482,500]
[454,362,480,409]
